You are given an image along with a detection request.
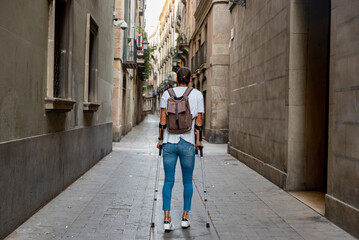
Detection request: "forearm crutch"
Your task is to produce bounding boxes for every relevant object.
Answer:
[196,126,210,228]
[151,125,165,228]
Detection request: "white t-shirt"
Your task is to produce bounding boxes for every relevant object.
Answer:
[160,87,205,145]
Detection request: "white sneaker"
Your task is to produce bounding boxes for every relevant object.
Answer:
[181,218,190,228]
[164,221,175,231]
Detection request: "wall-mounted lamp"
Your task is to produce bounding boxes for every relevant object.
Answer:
[172,56,180,72]
[143,39,149,50]
[172,57,180,67]
[229,0,246,7]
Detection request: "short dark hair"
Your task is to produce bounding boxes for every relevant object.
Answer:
[176,67,191,85]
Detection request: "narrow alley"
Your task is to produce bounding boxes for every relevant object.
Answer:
[1,0,359,239]
[5,115,355,240]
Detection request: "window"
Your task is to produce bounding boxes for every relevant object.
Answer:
[45,0,75,111]
[83,14,100,112]
[54,0,67,98]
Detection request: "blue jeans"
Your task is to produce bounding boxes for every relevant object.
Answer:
[162,138,195,211]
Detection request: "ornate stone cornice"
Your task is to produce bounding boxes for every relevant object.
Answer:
[192,0,229,40]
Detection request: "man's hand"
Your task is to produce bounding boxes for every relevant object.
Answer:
[157,142,161,149]
[195,140,203,150]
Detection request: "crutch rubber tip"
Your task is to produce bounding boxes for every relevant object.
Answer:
[206,223,210,228]
[151,222,155,228]
[154,198,157,201]
[155,190,158,192]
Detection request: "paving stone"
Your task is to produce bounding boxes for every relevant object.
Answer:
[5,115,357,240]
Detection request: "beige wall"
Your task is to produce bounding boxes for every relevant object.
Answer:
[113,0,125,141]
[113,60,124,141]
[228,0,290,185]
[229,0,359,237]
[190,0,230,143]
[228,0,331,191]
[207,3,230,143]
[112,0,145,141]
[326,0,359,237]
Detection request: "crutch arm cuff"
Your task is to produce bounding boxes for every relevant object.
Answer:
[159,123,167,129]
[195,125,203,131]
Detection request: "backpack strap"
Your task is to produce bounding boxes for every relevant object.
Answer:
[168,88,176,98]
[183,87,194,98]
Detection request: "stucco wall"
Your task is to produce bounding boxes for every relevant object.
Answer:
[0,123,112,239]
[326,0,359,237]
[0,0,114,238]
[0,0,114,143]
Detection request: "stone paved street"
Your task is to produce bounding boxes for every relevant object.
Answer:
[5,115,356,240]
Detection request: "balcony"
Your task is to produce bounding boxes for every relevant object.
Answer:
[199,41,207,69]
[122,38,137,69]
[137,45,145,70]
[178,32,189,57]
[175,3,183,29]
[195,51,199,72]
[191,42,207,74]
[191,56,195,73]
[143,96,155,113]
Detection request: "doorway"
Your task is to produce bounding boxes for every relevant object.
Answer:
[287,0,331,215]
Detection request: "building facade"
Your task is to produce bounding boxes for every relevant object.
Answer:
[177,0,231,143]
[0,0,114,238]
[142,25,160,115]
[148,0,180,112]
[229,0,358,237]
[158,0,179,89]
[112,0,146,141]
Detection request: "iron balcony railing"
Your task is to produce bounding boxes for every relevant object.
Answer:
[191,42,207,73]
[195,51,199,71]
[191,56,195,73]
[123,37,137,69]
[199,41,207,67]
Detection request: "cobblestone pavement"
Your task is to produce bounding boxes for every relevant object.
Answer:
[6,115,356,240]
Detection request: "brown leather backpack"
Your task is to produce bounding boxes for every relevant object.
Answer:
[167,87,194,134]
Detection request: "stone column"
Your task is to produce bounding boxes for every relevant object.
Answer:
[206,3,230,143]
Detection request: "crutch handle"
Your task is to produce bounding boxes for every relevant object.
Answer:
[159,124,165,140]
[195,125,204,157]
[195,125,203,140]
[199,146,204,157]
[158,124,165,156]
[196,126,203,141]
[159,144,163,156]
